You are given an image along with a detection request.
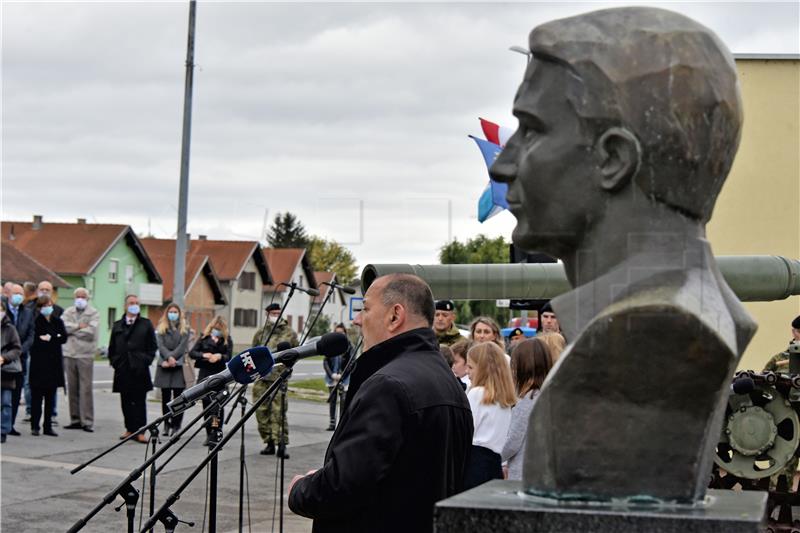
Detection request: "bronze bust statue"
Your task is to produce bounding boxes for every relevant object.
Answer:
[490,6,757,503]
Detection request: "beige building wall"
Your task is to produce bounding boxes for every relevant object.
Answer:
[707,56,800,371]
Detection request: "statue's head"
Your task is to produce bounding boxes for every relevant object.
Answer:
[491,7,742,257]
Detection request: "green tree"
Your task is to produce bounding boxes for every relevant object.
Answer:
[307,236,359,285]
[439,234,510,327]
[308,315,332,339]
[267,212,309,248]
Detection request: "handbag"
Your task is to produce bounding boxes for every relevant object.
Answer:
[1,356,23,376]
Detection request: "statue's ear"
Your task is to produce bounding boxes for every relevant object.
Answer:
[596,128,641,192]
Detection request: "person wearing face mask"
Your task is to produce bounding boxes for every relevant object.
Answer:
[61,288,99,432]
[190,316,233,446]
[1,300,23,443]
[34,281,64,319]
[28,296,67,436]
[251,303,298,457]
[154,305,191,436]
[6,284,34,436]
[108,294,157,444]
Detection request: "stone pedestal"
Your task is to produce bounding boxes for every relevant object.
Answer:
[434,481,767,533]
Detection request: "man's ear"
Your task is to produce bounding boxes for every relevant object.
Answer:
[387,304,405,332]
[596,127,641,192]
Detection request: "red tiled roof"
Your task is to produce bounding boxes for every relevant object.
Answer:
[1,219,161,281]
[191,239,270,283]
[313,271,335,304]
[140,238,225,304]
[263,248,317,293]
[1,243,71,288]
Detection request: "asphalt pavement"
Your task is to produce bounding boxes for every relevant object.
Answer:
[1,381,334,533]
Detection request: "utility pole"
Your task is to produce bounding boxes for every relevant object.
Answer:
[173,0,197,307]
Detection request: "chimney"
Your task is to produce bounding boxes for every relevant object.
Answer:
[77,218,86,224]
[198,235,207,240]
[32,215,43,230]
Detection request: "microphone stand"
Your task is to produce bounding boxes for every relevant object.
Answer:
[139,365,297,533]
[67,389,231,533]
[299,282,335,344]
[326,336,362,405]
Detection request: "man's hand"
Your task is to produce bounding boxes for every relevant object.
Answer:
[79,322,89,329]
[203,352,213,360]
[39,334,51,342]
[288,469,318,497]
[0,356,5,365]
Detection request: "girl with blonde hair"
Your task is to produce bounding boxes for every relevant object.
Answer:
[536,331,567,364]
[154,304,191,436]
[463,342,516,490]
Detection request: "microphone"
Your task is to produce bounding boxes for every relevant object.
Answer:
[279,281,320,297]
[731,375,755,395]
[322,280,356,295]
[168,346,274,412]
[267,332,349,367]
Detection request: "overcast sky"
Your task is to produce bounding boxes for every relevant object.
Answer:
[3,1,798,272]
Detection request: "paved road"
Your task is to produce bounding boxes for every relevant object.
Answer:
[2,385,334,533]
[92,359,326,389]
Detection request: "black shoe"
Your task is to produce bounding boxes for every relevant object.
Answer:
[202,437,210,447]
[1,434,6,443]
[82,426,94,433]
[163,424,172,437]
[9,429,21,436]
[31,429,40,436]
[64,422,83,429]
[326,423,335,431]
[260,441,276,455]
[51,420,59,427]
[277,446,290,460]
[43,429,58,437]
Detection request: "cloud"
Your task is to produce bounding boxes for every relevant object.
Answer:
[2,1,798,271]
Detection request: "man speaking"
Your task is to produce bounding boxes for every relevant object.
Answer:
[288,273,473,533]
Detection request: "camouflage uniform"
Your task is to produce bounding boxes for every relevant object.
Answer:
[763,345,797,490]
[252,319,298,445]
[436,324,466,347]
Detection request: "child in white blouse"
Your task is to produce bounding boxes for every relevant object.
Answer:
[463,342,516,491]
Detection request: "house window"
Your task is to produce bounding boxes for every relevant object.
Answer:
[331,291,336,304]
[298,316,304,334]
[238,272,256,291]
[286,315,293,329]
[298,275,304,288]
[108,260,119,283]
[107,308,117,330]
[125,265,134,284]
[234,308,258,327]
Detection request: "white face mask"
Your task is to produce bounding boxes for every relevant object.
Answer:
[268,315,278,324]
[74,298,88,310]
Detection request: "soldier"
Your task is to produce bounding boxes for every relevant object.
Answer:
[763,315,800,373]
[762,315,800,490]
[433,300,465,347]
[252,303,298,458]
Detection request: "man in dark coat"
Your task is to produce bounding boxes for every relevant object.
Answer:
[288,274,473,533]
[108,295,156,443]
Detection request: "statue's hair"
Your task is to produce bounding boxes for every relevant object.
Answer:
[528,6,742,222]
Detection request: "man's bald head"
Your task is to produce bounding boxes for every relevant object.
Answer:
[378,274,435,327]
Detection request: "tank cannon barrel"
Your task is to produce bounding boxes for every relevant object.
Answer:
[362,255,800,302]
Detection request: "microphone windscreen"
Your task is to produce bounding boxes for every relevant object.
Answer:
[228,346,274,383]
[732,375,755,395]
[306,288,320,296]
[277,341,292,351]
[341,286,357,295]
[317,332,350,357]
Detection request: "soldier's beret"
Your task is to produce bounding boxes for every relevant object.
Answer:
[793,315,800,330]
[540,301,554,314]
[265,303,281,312]
[435,300,455,311]
[511,327,525,337]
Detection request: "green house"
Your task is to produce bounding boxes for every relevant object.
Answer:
[1,216,163,350]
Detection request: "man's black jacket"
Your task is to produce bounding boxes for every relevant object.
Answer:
[108,316,156,394]
[289,327,473,533]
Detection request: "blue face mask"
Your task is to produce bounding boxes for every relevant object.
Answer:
[167,311,180,322]
[127,304,140,315]
[211,328,222,338]
[41,306,54,317]
[10,294,24,307]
